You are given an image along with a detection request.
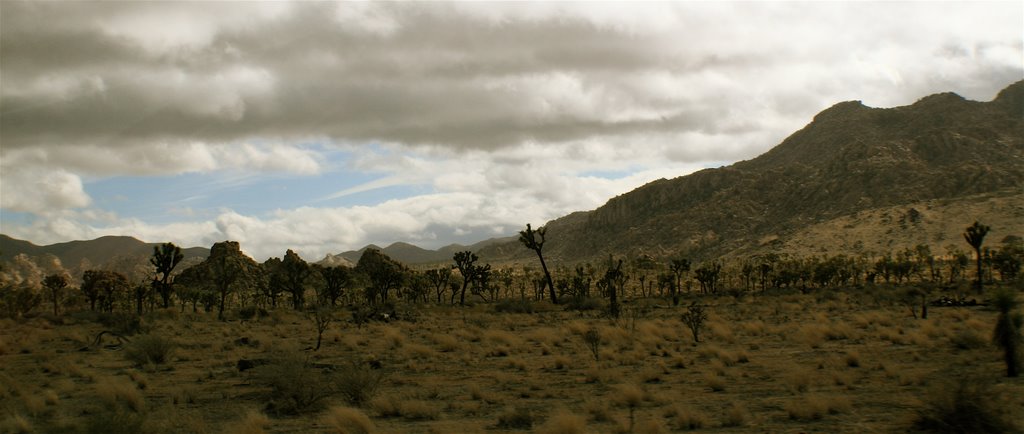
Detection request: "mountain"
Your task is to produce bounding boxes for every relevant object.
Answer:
[0,234,209,281]
[479,80,1024,265]
[334,237,517,266]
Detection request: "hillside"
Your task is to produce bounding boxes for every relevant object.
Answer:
[480,80,1024,265]
[0,235,208,281]
[333,237,516,266]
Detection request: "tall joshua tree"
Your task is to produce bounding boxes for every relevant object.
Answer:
[151,242,184,309]
[964,221,990,294]
[453,251,479,306]
[519,223,557,304]
[669,258,690,305]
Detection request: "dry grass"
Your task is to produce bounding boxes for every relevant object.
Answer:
[785,394,853,420]
[226,410,271,434]
[0,293,1020,433]
[95,377,145,413]
[537,411,588,434]
[665,405,710,430]
[322,406,376,434]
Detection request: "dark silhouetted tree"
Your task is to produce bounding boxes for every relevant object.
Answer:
[42,273,70,316]
[81,269,129,312]
[453,251,480,306]
[317,265,351,306]
[669,258,690,305]
[150,242,184,309]
[598,256,625,318]
[964,221,991,293]
[425,268,451,304]
[694,262,722,294]
[519,223,557,304]
[177,241,261,320]
[355,249,405,305]
[280,249,312,310]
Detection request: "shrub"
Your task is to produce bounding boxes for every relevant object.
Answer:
[721,401,748,427]
[256,354,336,415]
[495,299,535,314]
[496,406,534,429]
[95,377,145,413]
[124,334,175,366]
[680,303,708,343]
[97,312,144,335]
[913,378,1018,433]
[666,405,709,430]
[335,359,387,407]
[538,411,588,434]
[226,410,271,434]
[83,409,146,434]
[237,306,269,321]
[562,297,603,312]
[785,394,850,420]
[322,406,375,434]
[583,328,601,361]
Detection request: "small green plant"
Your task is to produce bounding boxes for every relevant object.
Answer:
[124,334,175,366]
[583,328,601,361]
[681,303,708,343]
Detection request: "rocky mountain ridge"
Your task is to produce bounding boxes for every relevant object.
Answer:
[478,80,1024,265]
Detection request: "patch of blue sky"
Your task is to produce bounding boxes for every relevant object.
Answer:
[0,210,36,230]
[577,169,636,179]
[84,168,428,224]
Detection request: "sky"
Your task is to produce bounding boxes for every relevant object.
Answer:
[1,1,1021,262]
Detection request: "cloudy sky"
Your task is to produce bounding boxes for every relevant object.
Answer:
[1,1,1020,261]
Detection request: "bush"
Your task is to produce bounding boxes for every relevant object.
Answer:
[336,359,386,407]
[257,354,335,415]
[913,378,1018,433]
[562,297,603,312]
[97,312,144,335]
[124,335,175,366]
[237,306,269,321]
[322,406,375,434]
[83,409,146,434]
[495,299,535,314]
[496,406,534,429]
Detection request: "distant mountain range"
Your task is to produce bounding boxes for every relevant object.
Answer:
[0,235,209,268]
[478,80,1024,264]
[330,237,517,267]
[0,233,515,276]
[3,81,1022,273]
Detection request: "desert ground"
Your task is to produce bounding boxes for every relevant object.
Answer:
[1,287,1021,434]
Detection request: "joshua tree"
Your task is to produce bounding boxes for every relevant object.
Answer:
[317,265,351,306]
[42,273,69,316]
[992,288,1022,377]
[311,304,333,351]
[681,302,708,343]
[964,221,991,293]
[519,223,557,304]
[598,256,625,318]
[452,248,479,307]
[151,242,184,308]
[281,249,312,310]
[425,268,451,304]
[669,258,691,305]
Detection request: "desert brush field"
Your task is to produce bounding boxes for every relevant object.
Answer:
[1,286,1022,434]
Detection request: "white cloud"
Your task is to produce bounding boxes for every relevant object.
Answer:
[0,167,92,214]
[1,1,1020,258]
